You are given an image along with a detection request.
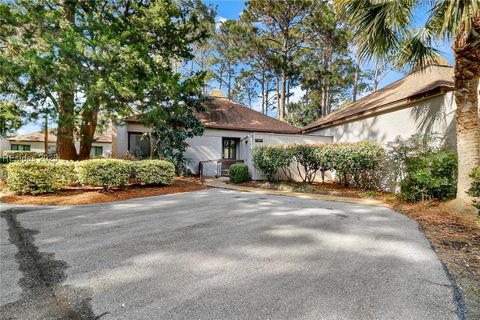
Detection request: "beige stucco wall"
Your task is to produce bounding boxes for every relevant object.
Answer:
[309,92,457,151]
[112,123,251,175]
[111,123,334,178]
[246,133,334,181]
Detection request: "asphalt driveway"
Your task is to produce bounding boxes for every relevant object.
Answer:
[0,189,461,320]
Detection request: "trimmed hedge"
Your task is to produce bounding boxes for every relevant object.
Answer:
[133,160,175,185]
[6,161,64,195]
[253,142,386,186]
[229,163,249,184]
[76,159,132,189]
[5,158,177,194]
[252,146,293,182]
[56,160,77,186]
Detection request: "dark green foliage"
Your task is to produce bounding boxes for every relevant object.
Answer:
[399,150,457,202]
[253,142,386,186]
[467,167,480,222]
[1,0,215,159]
[229,163,249,184]
[333,142,386,187]
[290,145,321,183]
[0,102,25,138]
[252,146,294,182]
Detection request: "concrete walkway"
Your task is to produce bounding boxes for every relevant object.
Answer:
[203,177,387,207]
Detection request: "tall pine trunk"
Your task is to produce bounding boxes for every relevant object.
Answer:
[279,69,287,121]
[56,92,77,160]
[78,106,99,160]
[56,0,77,160]
[353,53,360,102]
[454,24,480,201]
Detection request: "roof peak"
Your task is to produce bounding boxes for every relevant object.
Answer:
[410,55,453,74]
[209,89,225,98]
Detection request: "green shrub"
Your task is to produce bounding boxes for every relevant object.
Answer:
[253,146,293,182]
[467,166,480,222]
[55,160,78,185]
[253,142,386,186]
[290,144,321,183]
[133,160,175,185]
[77,159,132,189]
[229,163,249,184]
[399,150,457,202]
[315,145,336,182]
[6,161,64,195]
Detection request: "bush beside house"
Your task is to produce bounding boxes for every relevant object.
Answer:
[76,159,132,190]
[253,139,457,203]
[253,142,386,187]
[5,159,176,194]
[468,167,480,221]
[133,160,175,185]
[229,163,249,184]
[399,150,457,201]
[6,162,65,195]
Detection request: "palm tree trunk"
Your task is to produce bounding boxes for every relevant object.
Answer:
[454,28,480,200]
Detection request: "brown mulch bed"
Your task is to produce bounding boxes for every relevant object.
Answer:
[0,177,207,206]
[240,180,480,319]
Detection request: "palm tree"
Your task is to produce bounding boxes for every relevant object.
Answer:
[335,0,480,201]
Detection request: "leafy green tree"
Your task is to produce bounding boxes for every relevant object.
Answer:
[300,1,356,117]
[335,0,480,201]
[208,20,242,99]
[232,70,258,108]
[0,101,25,138]
[1,0,214,160]
[242,0,313,121]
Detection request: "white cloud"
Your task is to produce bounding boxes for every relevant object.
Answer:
[288,86,305,104]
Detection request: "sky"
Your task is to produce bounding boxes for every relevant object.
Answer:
[18,0,455,135]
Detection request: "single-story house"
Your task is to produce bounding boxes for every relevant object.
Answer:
[2,58,464,183]
[112,90,332,179]
[303,58,458,150]
[0,129,112,157]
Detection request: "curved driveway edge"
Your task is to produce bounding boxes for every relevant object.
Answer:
[1,189,462,319]
[203,178,387,206]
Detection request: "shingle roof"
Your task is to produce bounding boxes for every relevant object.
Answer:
[302,59,455,132]
[125,95,300,134]
[198,97,300,134]
[8,129,112,143]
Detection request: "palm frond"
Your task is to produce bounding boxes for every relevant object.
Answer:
[334,0,415,62]
[428,0,480,39]
[398,27,440,71]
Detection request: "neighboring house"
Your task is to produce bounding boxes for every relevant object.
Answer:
[303,58,458,150]
[112,90,332,178]
[0,129,113,157]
